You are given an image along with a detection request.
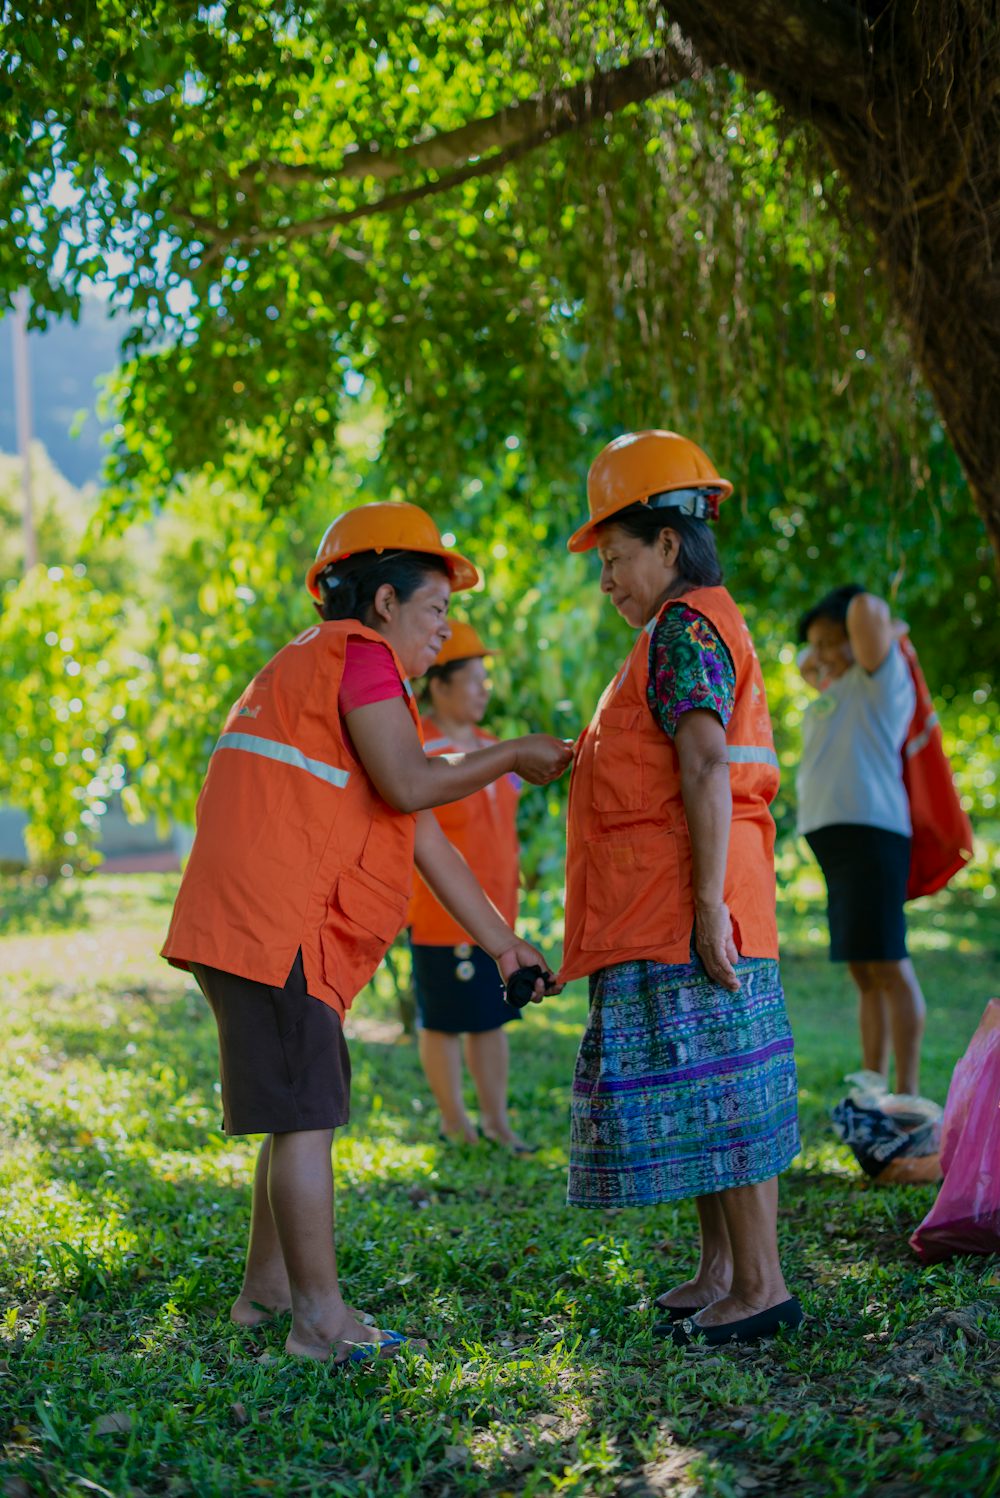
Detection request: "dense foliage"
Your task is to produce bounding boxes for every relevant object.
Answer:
[1,5,996,868]
[1,3,996,692]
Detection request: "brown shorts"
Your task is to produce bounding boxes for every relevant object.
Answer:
[191,950,351,1135]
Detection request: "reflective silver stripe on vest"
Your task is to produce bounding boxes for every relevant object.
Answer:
[403,678,414,699]
[214,732,351,788]
[423,737,453,753]
[905,713,938,758]
[727,744,779,768]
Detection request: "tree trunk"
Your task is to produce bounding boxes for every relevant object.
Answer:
[663,0,1000,569]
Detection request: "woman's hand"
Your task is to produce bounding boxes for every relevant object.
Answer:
[349,702,568,812]
[511,735,574,786]
[495,941,563,1002]
[695,901,741,992]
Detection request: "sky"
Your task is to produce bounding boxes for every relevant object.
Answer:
[0,293,123,488]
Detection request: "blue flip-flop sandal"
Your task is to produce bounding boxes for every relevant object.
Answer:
[342,1329,410,1364]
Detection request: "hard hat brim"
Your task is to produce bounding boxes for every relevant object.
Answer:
[433,621,494,666]
[566,480,734,554]
[306,545,481,599]
[434,642,495,667]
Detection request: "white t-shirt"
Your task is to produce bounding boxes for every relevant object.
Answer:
[796,642,916,837]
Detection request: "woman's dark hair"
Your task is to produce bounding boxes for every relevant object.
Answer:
[421,656,476,703]
[317,550,451,622]
[597,503,723,588]
[796,584,866,643]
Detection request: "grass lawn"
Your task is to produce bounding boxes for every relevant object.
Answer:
[1,873,998,1498]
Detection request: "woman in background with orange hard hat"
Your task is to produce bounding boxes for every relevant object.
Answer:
[162,501,572,1364]
[561,432,801,1347]
[409,622,533,1152]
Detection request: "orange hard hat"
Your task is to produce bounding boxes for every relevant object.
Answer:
[432,620,492,668]
[306,501,480,599]
[568,430,734,553]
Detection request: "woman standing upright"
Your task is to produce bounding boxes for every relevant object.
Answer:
[796,585,926,1095]
[409,622,531,1150]
[560,431,801,1346]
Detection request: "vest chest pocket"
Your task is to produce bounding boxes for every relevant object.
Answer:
[591,706,649,815]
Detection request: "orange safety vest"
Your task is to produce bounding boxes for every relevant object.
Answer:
[407,717,520,945]
[899,635,974,899]
[560,586,780,982]
[161,619,421,1017]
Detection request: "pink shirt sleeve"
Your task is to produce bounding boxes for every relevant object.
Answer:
[339,637,405,715]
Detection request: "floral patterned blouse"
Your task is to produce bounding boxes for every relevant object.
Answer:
[646,605,736,738]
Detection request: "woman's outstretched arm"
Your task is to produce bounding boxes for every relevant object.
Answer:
[346,697,572,813]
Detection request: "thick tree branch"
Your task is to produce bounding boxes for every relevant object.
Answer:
[234,49,693,191]
[193,130,580,255]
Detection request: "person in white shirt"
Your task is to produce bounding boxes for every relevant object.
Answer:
[796,585,927,1096]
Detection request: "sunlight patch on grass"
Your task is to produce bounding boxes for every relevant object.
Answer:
[794,1138,862,1177]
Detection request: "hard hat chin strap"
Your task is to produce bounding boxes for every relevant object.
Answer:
[646,488,720,520]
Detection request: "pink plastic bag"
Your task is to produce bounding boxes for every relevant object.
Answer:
[910,999,1000,1263]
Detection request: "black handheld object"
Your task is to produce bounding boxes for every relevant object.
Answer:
[504,964,554,1009]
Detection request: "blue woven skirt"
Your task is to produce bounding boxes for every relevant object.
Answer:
[568,954,800,1208]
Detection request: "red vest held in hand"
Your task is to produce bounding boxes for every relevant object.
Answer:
[899,635,974,899]
[161,620,421,1016]
[407,717,521,945]
[560,587,780,982]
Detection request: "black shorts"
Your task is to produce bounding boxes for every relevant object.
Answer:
[410,941,520,1034]
[191,950,352,1135]
[805,823,910,963]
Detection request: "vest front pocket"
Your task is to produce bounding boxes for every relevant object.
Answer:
[580,829,689,953]
[320,867,410,999]
[335,867,409,939]
[590,707,649,815]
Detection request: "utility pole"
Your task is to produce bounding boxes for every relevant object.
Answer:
[12,287,38,574]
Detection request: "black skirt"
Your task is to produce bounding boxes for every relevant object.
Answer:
[410,941,521,1034]
[191,949,352,1134]
[805,823,910,962]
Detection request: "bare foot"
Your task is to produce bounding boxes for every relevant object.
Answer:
[285,1312,420,1363]
[438,1121,479,1144]
[231,1293,287,1327]
[654,1274,731,1313]
[231,1292,373,1328]
[693,1289,788,1328]
[481,1127,537,1154]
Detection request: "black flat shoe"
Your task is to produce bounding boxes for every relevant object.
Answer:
[659,1297,803,1346]
[652,1303,703,1323]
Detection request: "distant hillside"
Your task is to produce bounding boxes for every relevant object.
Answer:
[0,294,126,487]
